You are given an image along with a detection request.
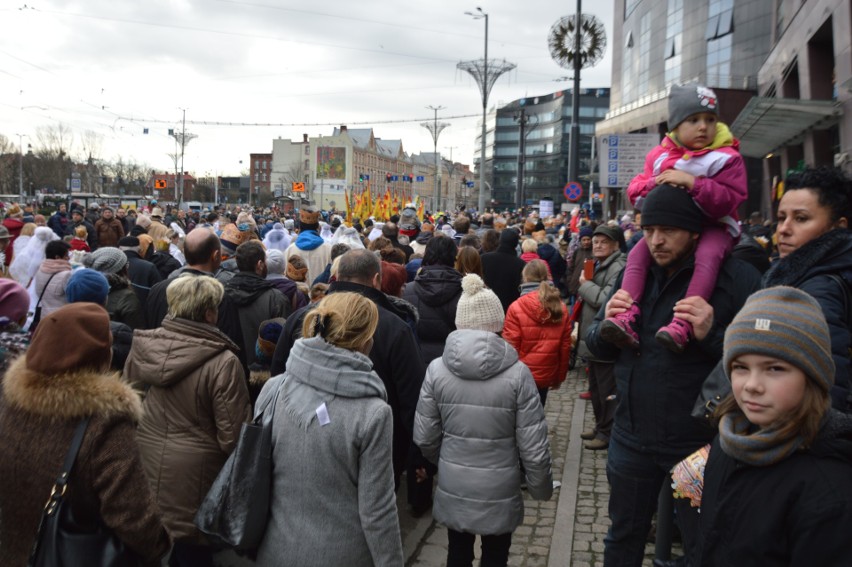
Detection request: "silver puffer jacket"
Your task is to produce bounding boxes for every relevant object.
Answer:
[414,329,553,535]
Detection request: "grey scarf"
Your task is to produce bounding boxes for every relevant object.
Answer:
[718,411,804,466]
[281,336,387,429]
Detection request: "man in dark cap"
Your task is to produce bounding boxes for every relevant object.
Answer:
[480,227,526,312]
[65,208,97,251]
[585,184,761,566]
[119,236,162,306]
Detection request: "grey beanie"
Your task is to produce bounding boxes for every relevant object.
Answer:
[640,184,704,233]
[88,246,128,275]
[668,84,719,129]
[455,274,505,333]
[723,286,834,392]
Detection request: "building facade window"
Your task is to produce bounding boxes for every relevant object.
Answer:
[304,145,309,155]
[262,160,267,169]
[706,0,734,87]
[262,173,267,182]
[637,13,652,97]
[664,0,683,86]
[254,173,259,181]
[622,30,634,103]
[255,160,259,169]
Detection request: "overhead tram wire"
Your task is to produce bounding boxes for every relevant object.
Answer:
[111,113,481,128]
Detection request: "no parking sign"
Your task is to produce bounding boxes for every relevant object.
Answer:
[563,182,582,202]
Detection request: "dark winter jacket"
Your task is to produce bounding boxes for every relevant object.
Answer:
[270,280,426,483]
[537,242,568,293]
[124,250,162,307]
[48,211,69,238]
[150,251,182,280]
[106,274,145,330]
[110,321,134,372]
[481,231,526,312]
[222,272,289,368]
[586,255,761,457]
[64,219,97,251]
[567,246,594,296]
[402,264,463,363]
[698,410,852,566]
[268,274,306,314]
[762,229,852,410]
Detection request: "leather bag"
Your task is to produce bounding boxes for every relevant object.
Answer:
[28,418,141,567]
[29,272,59,334]
[691,360,731,424]
[194,382,281,550]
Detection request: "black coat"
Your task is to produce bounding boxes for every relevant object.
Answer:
[402,264,463,364]
[481,245,526,313]
[763,229,852,410]
[586,255,761,457]
[270,280,426,482]
[698,410,852,566]
[123,250,162,307]
[150,251,182,280]
[537,242,567,293]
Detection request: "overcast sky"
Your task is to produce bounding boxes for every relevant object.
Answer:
[0,0,614,178]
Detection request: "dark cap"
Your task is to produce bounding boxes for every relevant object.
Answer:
[593,224,623,243]
[640,184,703,233]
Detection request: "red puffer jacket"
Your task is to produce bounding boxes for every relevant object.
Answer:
[503,290,572,390]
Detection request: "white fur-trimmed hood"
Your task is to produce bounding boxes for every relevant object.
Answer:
[2,355,142,421]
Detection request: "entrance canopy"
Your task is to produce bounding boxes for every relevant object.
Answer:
[731,97,840,158]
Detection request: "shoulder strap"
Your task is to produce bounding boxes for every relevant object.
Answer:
[59,418,89,482]
[35,271,60,309]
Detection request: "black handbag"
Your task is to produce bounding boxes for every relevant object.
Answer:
[194,381,281,550]
[691,360,731,424]
[29,272,59,334]
[28,418,141,567]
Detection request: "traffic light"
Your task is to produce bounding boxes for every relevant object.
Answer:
[386,173,392,183]
[408,174,413,184]
[359,173,364,182]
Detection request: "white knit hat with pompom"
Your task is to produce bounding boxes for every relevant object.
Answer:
[455,273,505,333]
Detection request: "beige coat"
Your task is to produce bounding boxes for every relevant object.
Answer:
[0,357,171,566]
[124,317,252,543]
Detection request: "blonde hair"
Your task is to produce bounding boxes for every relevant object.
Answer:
[166,275,224,322]
[74,225,88,238]
[521,238,538,253]
[522,260,563,323]
[20,223,36,237]
[302,292,378,352]
[154,238,170,252]
[310,282,329,302]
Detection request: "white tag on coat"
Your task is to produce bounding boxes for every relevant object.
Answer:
[316,402,331,426]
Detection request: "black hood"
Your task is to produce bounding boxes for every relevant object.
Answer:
[225,272,275,305]
[414,265,463,307]
[415,231,434,245]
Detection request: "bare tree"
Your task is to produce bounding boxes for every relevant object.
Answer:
[0,134,13,155]
[35,123,73,159]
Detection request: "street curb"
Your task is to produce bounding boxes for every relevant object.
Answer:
[548,398,586,566]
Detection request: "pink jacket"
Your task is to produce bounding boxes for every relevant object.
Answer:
[627,125,746,233]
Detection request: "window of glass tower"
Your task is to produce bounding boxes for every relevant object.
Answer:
[664,0,683,85]
[706,0,734,87]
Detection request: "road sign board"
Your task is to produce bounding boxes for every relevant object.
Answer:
[292,182,305,193]
[563,181,582,201]
[416,176,425,182]
[598,134,660,188]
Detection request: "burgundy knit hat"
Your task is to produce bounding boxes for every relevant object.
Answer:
[0,279,30,323]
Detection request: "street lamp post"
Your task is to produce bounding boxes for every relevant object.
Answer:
[421,106,449,212]
[459,8,516,214]
[16,134,27,201]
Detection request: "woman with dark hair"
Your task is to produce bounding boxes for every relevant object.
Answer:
[762,166,852,410]
[455,245,483,278]
[403,234,463,363]
[31,239,72,317]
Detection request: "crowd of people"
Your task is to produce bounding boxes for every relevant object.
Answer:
[0,82,851,567]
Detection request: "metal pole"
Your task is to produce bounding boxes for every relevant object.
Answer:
[17,135,24,201]
[179,108,186,207]
[515,108,527,210]
[567,0,582,187]
[479,12,489,214]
